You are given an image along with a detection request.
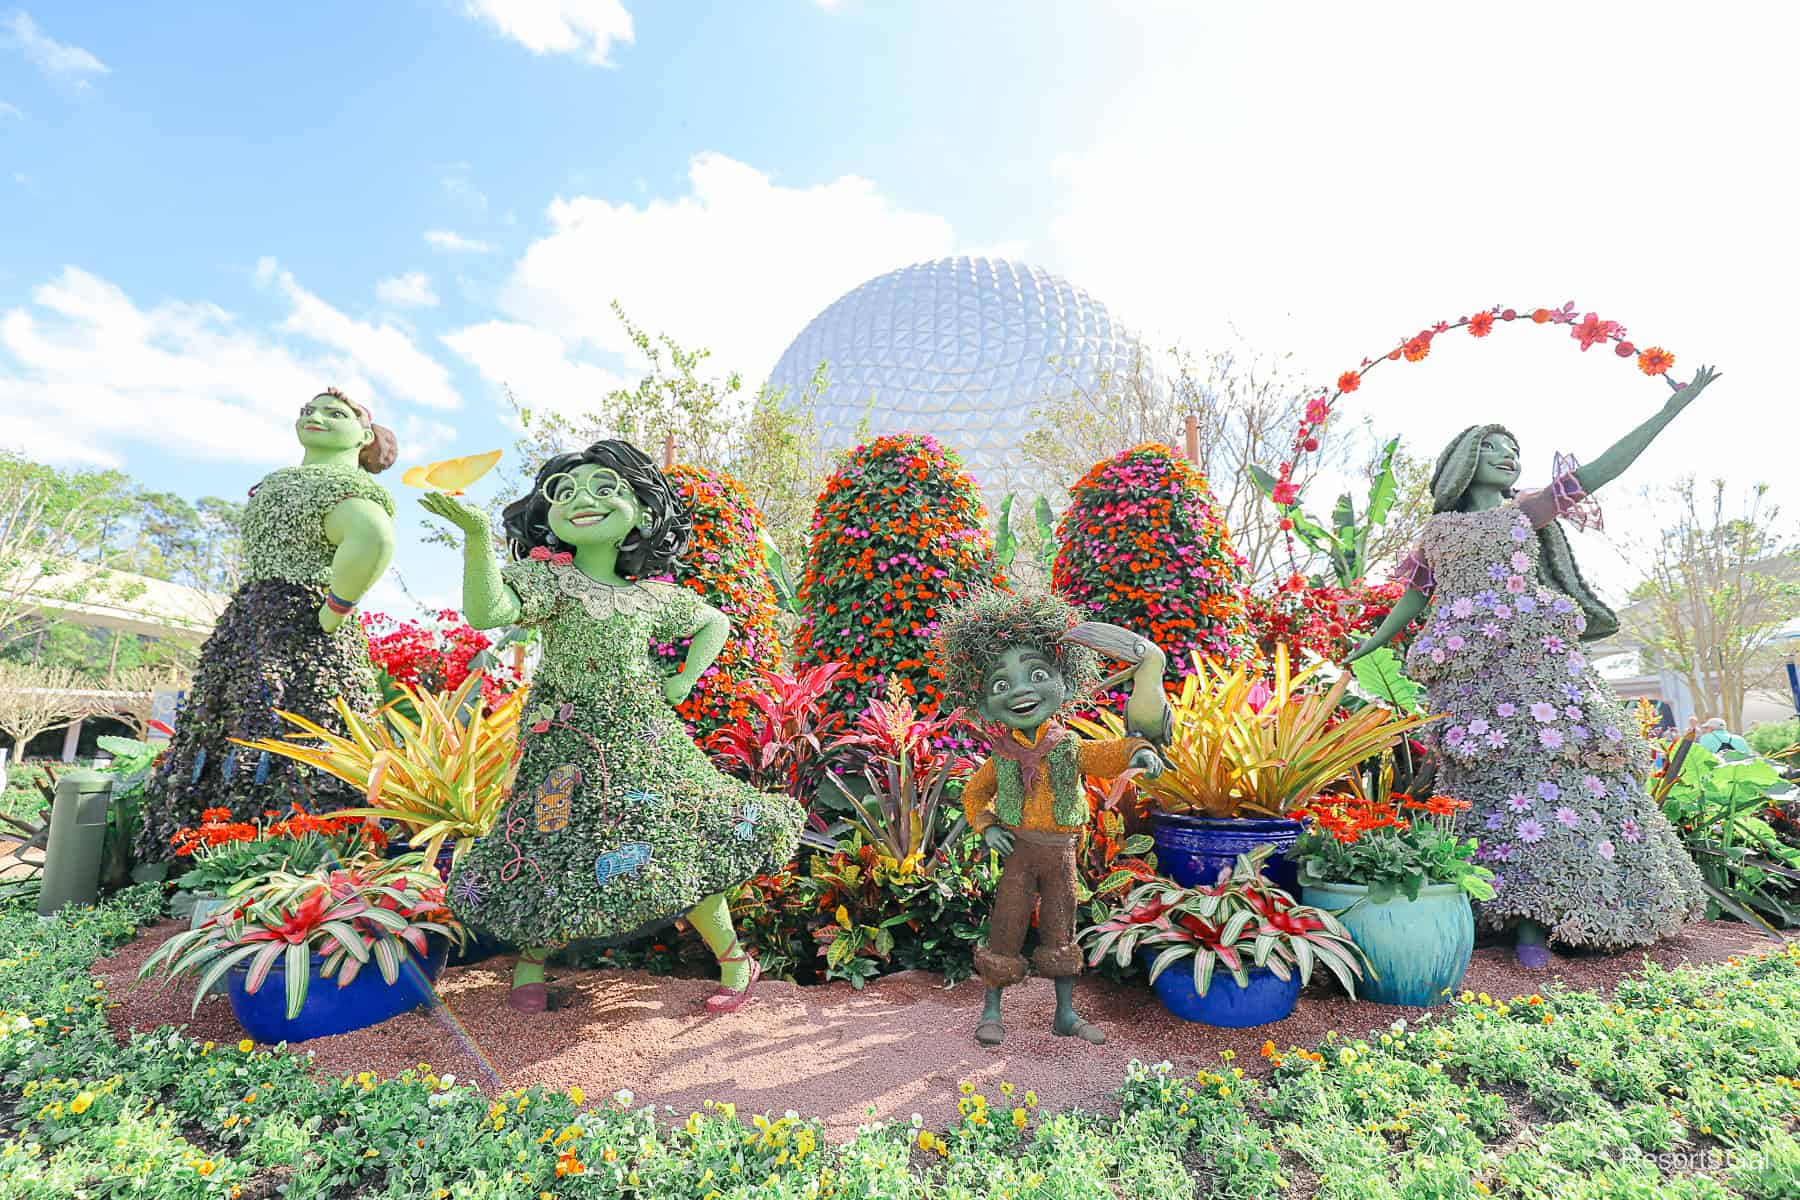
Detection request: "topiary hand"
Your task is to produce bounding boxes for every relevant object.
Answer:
[982,825,1015,858]
[1663,363,1721,415]
[419,492,490,537]
[1128,746,1165,780]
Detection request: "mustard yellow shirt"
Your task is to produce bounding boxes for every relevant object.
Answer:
[962,730,1147,835]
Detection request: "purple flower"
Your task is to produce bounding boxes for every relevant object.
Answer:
[1539,727,1564,749]
[1487,728,1509,748]
[1483,622,1504,639]
[1583,775,1606,798]
[1486,810,1506,831]
[1446,726,1468,748]
[1595,840,1616,861]
[1446,635,1466,651]
[1531,702,1558,722]
[1511,551,1530,572]
[1569,725,1589,742]
[1506,575,1528,595]
[1543,635,1566,654]
[1497,703,1518,718]
[1515,595,1537,613]
[1552,597,1575,614]
[1477,589,1500,609]
[1431,648,1447,664]
[1491,872,1507,890]
[1555,806,1581,829]
[1621,818,1642,844]
[1563,684,1583,703]
[1604,726,1624,743]
[1507,792,1534,813]
[1575,614,1588,634]
[1567,652,1587,675]
[1468,719,1490,736]
[1517,818,1547,844]
[1511,524,1530,543]
[1565,705,1583,720]
[1538,781,1560,802]
[1494,604,1512,620]
[1489,562,1508,581]
[1451,597,1475,619]
[1490,843,1516,864]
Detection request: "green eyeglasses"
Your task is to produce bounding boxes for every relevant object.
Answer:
[539,470,629,506]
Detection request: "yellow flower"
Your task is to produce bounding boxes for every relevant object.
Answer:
[568,1085,585,1106]
[917,1130,935,1151]
[1011,1107,1027,1129]
[237,1039,254,1054]
[68,1092,93,1116]
[958,1081,974,1096]
[196,1161,216,1176]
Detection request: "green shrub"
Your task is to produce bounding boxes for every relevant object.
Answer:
[1748,719,1800,757]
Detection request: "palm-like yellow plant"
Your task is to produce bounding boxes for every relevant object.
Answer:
[1072,645,1434,818]
[232,674,527,868]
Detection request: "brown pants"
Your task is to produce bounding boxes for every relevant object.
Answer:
[975,828,1084,989]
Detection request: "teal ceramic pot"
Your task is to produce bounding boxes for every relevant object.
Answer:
[1301,880,1473,1007]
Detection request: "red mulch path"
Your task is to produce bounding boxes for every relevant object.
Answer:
[95,919,1776,1140]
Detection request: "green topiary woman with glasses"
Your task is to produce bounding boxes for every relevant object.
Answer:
[422,440,803,1014]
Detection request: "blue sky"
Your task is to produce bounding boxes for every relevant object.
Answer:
[3,2,1794,613]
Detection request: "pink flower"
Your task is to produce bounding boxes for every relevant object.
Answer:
[1506,792,1533,813]
[1305,396,1331,423]
[1517,818,1547,844]
[1446,635,1466,651]
[1510,551,1529,572]
[1451,597,1475,619]
[1595,839,1616,861]
[1487,729,1509,748]
[1621,818,1642,844]
[1505,575,1527,595]
[1555,806,1581,829]
[1494,604,1512,619]
[1572,312,1623,351]
[1271,480,1300,506]
[1530,702,1558,723]
[1496,703,1517,718]
[1583,775,1606,798]
[1539,728,1564,749]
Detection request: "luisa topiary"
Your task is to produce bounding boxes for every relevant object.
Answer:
[1053,443,1254,678]
[794,432,1004,718]
[651,464,785,741]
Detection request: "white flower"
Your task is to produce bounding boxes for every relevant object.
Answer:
[615,1089,635,1106]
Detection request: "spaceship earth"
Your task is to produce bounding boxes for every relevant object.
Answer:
[765,256,1163,500]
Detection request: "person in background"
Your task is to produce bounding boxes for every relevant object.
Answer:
[1697,717,1753,757]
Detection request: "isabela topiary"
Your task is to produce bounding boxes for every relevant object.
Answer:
[1052,443,1253,675]
[653,464,784,741]
[794,433,1004,716]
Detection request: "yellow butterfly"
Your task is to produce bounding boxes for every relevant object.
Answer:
[400,449,503,494]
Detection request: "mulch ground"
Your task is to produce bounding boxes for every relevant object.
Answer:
[95,919,1776,1140]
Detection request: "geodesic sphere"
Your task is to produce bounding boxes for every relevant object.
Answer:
[765,256,1163,501]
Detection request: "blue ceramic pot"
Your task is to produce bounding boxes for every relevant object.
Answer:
[1151,813,1303,892]
[227,939,447,1044]
[1301,880,1473,1006]
[1147,958,1302,1027]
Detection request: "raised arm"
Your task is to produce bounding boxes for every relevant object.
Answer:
[665,602,729,704]
[319,497,396,632]
[418,493,522,630]
[1574,365,1720,497]
[1346,587,1429,663]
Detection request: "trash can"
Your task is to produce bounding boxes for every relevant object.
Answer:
[38,769,112,917]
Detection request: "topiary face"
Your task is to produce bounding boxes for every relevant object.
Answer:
[294,393,370,457]
[974,647,1069,733]
[543,464,650,550]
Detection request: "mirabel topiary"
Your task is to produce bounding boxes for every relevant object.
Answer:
[653,464,784,741]
[794,433,1004,717]
[1053,443,1253,676]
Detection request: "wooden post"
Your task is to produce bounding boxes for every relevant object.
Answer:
[60,717,83,764]
[663,433,676,470]
[1183,413,1199,465]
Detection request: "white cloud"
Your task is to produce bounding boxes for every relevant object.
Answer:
[0,100,20,119]
[424,230,493,254]
[3,11,107,82]
[257,258,460,410]
[0,266,459,467]
[1040,3,1798,599]
[497,151,956,380]
[460,0,633,65]
[375,272,440,309]
[442,319,626,417]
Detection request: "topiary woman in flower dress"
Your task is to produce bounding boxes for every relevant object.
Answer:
[421,440,803,1014]
[140,390,398,860]
[1349,366,1720,966]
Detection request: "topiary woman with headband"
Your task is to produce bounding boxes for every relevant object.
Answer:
[1348,366,1722,966]
[140,389,399,858]
[421,440,804,1014]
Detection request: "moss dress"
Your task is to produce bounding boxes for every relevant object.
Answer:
[445,555,804,948]
[139,464,393,859]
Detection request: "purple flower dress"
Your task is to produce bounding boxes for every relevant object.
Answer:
[1395,466,1703,949]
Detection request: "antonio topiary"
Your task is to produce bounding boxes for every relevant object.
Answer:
[652,464,784,741]
[794,432,1004,717]
[1052,443,1253,676]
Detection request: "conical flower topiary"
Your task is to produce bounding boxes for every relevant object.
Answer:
[795,433,1004,716]
[652,464,784,741]
[1053,443,1253,675]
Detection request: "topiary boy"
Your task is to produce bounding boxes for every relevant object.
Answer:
[937,587,1168,1047]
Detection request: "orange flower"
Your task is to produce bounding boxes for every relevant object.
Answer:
[1467,311,1495,337]
[1401,334,1432,363]
[1531,308,1551,323]
[1334,370,1361,394]
[1636,346,1675,376]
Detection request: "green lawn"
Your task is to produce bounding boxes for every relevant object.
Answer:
[2,890,1799,1198]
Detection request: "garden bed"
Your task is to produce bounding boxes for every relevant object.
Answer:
[98,916,1777,1141]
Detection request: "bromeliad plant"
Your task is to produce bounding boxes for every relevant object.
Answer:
[233,673,527,868]
[1289,764,1495,903]
[1073,644,1433,818]
[1079,843,1366,997]
[138,853,463,1019]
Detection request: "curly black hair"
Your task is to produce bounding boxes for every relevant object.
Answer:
[501,440,692,577]
[934,586,1100,715]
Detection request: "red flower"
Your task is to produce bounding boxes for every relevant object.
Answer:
[1401,334,1432,362]
[1571,312,1621,352]
[1306,395,1332,423]
[1270,480,1300,506]
[1467,311,1495,337]
[1637,347,1675,376]
[1335,371,1360,394]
